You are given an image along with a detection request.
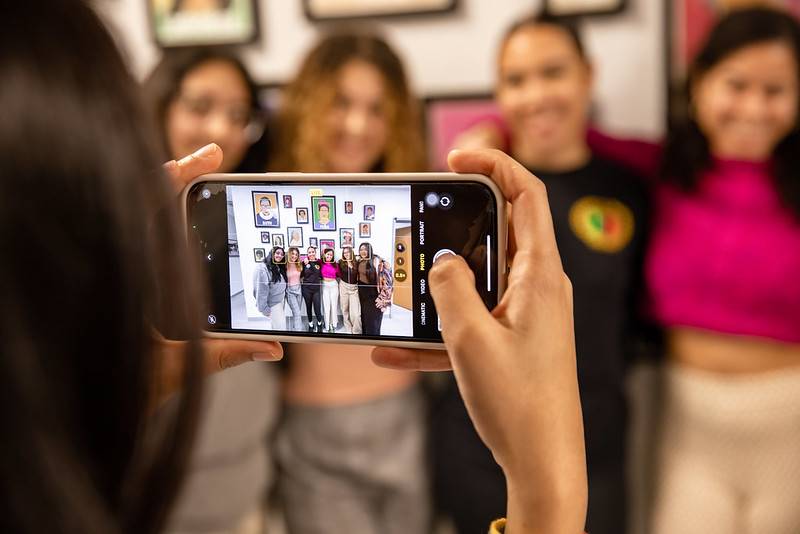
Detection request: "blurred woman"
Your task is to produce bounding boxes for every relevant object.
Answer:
[338,246,362,334]
[286,247,305,331]
[640,10,800,533]
[143,47,268,173]
[438,12,650,534]
[270,33,429,534]
[143,48,279,534]
[320,247,340,332]
[253,246,288,330]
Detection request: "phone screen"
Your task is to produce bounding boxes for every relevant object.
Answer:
[187,180,500,343]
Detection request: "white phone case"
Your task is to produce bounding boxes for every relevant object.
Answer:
[181,172,508,350]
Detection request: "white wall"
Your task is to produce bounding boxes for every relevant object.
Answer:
[94,0,665,138]
[230,183,410,318]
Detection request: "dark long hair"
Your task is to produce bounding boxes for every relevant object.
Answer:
[0,2,204,533]
[662,7,800,216]
[142,47,269,172]
[266,246,287,282]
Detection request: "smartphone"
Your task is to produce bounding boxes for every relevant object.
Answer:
[182,173,506,349]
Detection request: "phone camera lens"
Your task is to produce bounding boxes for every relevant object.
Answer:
[201,189,211,200]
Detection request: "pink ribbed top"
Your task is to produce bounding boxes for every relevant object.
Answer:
[589,131,800,343]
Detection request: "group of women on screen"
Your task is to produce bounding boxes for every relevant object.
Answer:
[252,242,392,335]
[142,5,800,534]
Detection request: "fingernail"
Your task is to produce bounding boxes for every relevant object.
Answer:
[195,143,219,159]
[252,352,277,361]
[178,144,219,166]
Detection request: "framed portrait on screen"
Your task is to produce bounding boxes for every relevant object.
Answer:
[311,196,337,231]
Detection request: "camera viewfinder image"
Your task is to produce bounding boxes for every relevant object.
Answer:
[228,184,413,337]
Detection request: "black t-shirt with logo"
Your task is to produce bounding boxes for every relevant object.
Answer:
[300,260,322,287]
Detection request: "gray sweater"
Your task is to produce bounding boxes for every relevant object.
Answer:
[252,262,287,313]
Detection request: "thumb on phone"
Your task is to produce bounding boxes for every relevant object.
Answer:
[428,253,495,357]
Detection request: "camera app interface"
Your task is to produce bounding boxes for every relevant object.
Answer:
[190,181,498,342]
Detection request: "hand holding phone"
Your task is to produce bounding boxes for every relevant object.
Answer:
[374,149,587,534]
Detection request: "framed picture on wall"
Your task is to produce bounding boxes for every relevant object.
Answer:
[319,239,336,252]
[303,0,457,21]
[296,207,309,224]
[340,228,355,248]
[252,191,280,228]
[272,234,284,248]
[344,201,354,214]
[147,0,259,48]
[424,93,498,170]
[363,205,376,220]
[311,196,337,231]
[309,237,318,248]
[543,0,626,17]
[359,222,371,238]
[260,232,270,244]
[287,227,304,248]
[253,247,265,263]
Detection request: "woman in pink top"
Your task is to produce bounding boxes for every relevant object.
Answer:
[320,247,341,332]
[591,8,800,533]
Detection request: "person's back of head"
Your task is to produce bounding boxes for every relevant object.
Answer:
[0,2,204,533]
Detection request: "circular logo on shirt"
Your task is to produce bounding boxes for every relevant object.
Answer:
[568,196,634,254]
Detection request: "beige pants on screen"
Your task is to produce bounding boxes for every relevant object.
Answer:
[339,280,362,334]
[652,363,800,534]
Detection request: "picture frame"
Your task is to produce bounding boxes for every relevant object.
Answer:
[272,234,284,248]
[287,226,304,248]
[339,228,355,249]
[309,237,318,248]
[283,194,293,208]
[253,247,265,263]
[319,239,336,252]
[424,93,498,170]
[359,222,371,238]
[147,0,260,48]
[252,191,280,228]
[363,204,376,221]
[311,195,337,231]
[260,231,270,244]
[296,207,309,224]
[303,0,457,22]
[344,201,354,214]
[543,0,627,17]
